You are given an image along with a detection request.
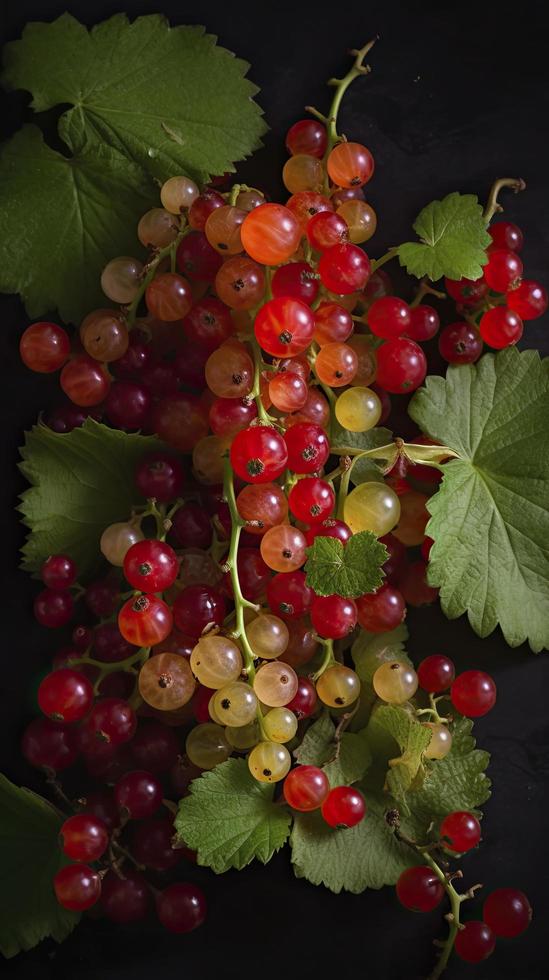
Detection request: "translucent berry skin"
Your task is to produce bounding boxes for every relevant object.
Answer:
[396,866,445,912]
[85,698,137,746]
[286,676,318,718]
[288,478,335,524]
[417,655,455,693]
[440,810,481,852]
[284,422,330,474]
[307,211,349,251]
[356,584,406,633]
[170,504,212,550]
[454,921,496,963]
[105,380,151,430]
[480,306,523,348]
[287,191,333,231]
[241,203,301,265]
[451,670,497,717]
[444,276,488,306]
[314,302,353,346]
[135,452,186,503]
[123,540,178,592]
[60,813,109,862]
[272,261,319,305]
[375,338,427,393]
[304,518,352,547]
[483,248,523,292]
[267,571,313,618]
[118,594,173,647]
[318,243,371,294]
[188,189,225,230]
[22,717,79,770]
[283,765,330,811]
[101,869,151,923]
[177,230,223,282]
[406,305,440,341]
[20,321,71,373]
[54,864,101,911]
[483,888,532,938]
[60,356,110,407]
[182,297,234,353]
[321,786,366,828]
[315,342,358,387]
[489,220,524,252]
[114,769,163,819]
[173,584,227,638]
[38,668,94,723]
[368,297,411,338]
[254,297,315,357]
[286,119,327,158]
[327,141,374,188]
[506,279,548,319]
[230,425,288,484]
[157,882,207,934]
[268,371,308,413]
[34,589,74,628]
[236,482,288,535]
[41,554,77,590]
[311,594,357,639]
[438,322,483,365]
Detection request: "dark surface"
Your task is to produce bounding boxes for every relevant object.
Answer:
[1,1,549,978]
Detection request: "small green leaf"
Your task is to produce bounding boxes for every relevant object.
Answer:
[0,126,155,324]
[2,14,266,185]
[409,347,549,651]
[293,712,372,787]
[0,774,80,958]
[291,791,416,894]
[18,419,163,580]
[175,758,291,873]
[397,192,491,282]
[365,705,431,813]
[304,531,388,598]
[401,718,491,840]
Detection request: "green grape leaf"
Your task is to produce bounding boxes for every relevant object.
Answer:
[290,791,416,894]
[409,347,549,651]
[174,758,291,873]
[293,712,372,786]
[365,705,431,813]
[2,14,266,186]
[0,126,154,324]
[0,774,80,958]
[350,624,412,728]
[18,418,162,581]
[330,424,393,457]
[304,531,388,598]
[400,718,491,840]
[397,192,491,282]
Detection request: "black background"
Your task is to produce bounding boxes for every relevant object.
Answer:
[1,2,549,979]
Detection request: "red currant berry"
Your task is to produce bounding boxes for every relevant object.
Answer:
[483,248,523,292]
[135,452,186,502]
[209,396,258,438]
[483,888,532,938]
[173,584,227,638]
[41,555,77,590]
[286,676,318,718]
[506,279,548,320]
[20,321,71,373]
[379,534,407,584]
[283,765,330,811]
[417,655,455,693]
[368,296,411,338]
[451,670,496,717]
[272,261,319,305]
[321,786,366,828]
[304,519,352,546]
[169,503,213,550]
[489,221,524,252]
[182,297,234,352]
[114,770,163,819]
[132,816,180,870]
[288,478,335,524]
[85,698,137,747]
[54,864,101,911]
[440,810,481,852]
[176,231,223,282]
[307,211,349,251]
[444,276,488,306]
[255,297,315,357]
[22,717,79,770]
[230,425,288,484]
[60,813,109,862]
[286,119,327,158]
[375,338,427,393]
[38,668,94,723]
[101,869,151,922]
[156,882,207,933]
[406,305,440,341]
[318,243,371,294]
[356,584,406,632]
[454,921,496,963]
[396,866,445,912]
[34,589,74,628]
[310,594,357,639]
[480,306,523,348]
[438,322,483,364]
[123,540,179,592]
[118,594,173,647]
[284,422,330,474]
[267,570,313,618]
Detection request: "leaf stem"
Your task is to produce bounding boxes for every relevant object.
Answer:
[126,222,192,326]
[483,177,526,224]
[371,246,400,272]
[410,277,446,308]
[324,39,378,151]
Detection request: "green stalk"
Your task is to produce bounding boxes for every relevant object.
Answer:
[126,223,192,326]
